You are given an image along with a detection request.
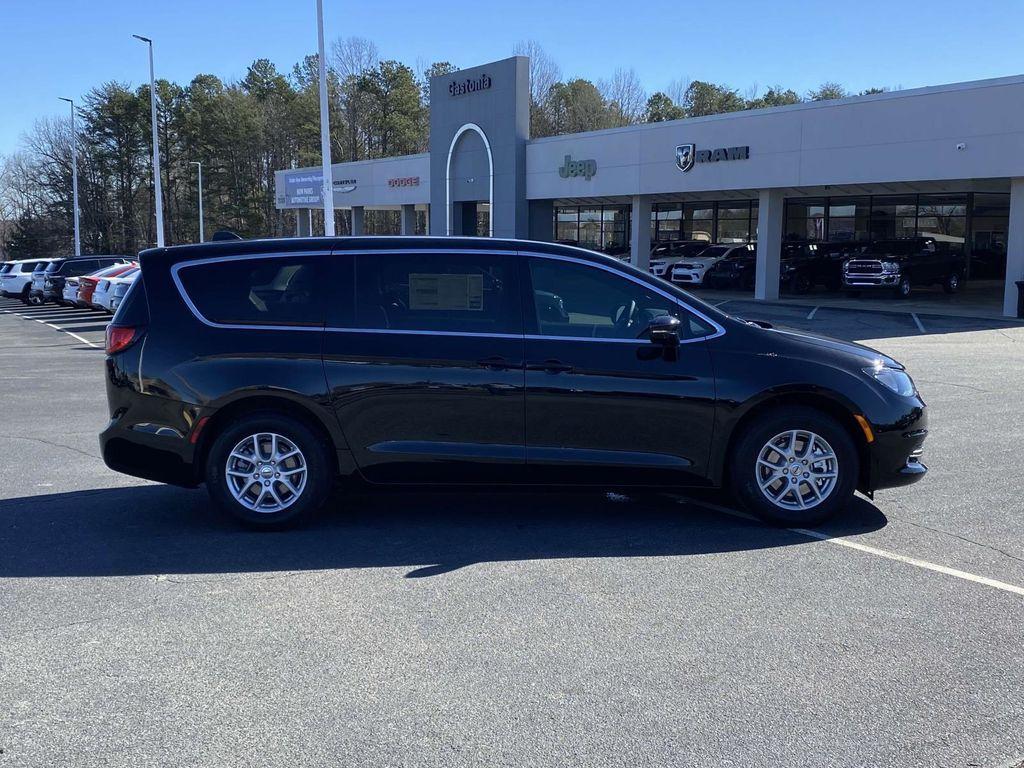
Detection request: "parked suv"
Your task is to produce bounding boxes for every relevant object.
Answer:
[648,241,711,278]
[31,255,130,305]
[670,243,754,286]
[0,260,46,300]
[101,237,928,529]
[842,237,966,298]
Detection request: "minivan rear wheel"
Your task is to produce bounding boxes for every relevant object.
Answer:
[730,406,858,526]
[205,412,333,529]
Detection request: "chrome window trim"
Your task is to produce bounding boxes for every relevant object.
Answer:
[169,247,726,344]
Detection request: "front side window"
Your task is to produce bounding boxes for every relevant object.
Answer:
[354,252,519,334]
[528,258,713,341]
[177,255,325,326]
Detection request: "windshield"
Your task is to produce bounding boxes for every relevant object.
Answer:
[699,246,732,259]
[44,261,65,274]
[865,240,921,255]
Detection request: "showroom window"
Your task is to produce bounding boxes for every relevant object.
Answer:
[827,197,871,242]
[555,205,630,251]
[718,202,756,243]
[869,196,917,240]
[971,193,1010,254]
[651,203,682,242]
[916,194,967,241]
[683,204,715,242]
[354,252,520,334]
[785,198,827,241]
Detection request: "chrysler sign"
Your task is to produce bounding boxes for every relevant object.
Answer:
[676,144,750,172]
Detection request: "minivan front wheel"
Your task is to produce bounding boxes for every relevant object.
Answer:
[205,412,332,529]
[731,407,858,526]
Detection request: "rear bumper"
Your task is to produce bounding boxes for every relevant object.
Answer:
[100,418,200,487]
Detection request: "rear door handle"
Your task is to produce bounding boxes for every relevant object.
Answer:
[526,359,574,374]
[477,356,513,370]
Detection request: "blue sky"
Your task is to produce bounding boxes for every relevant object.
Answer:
[2,0,1022,156]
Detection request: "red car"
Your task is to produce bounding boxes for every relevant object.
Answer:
[76,264,136,308]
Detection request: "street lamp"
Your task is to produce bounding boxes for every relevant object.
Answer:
[189,161,204,243]
[133,34,165,248]
[58,97,80,256]
[315,0,335,236]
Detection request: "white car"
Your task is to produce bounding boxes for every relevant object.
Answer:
[94,268,139,312]
[648,241,712,278]
[0,259,47,300]
[669,243,755,286]
[62,277,82,305]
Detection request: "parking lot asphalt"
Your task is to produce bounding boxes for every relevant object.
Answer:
[1,296,1022,768]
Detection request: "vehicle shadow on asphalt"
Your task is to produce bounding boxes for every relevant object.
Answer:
[0,485,887,579]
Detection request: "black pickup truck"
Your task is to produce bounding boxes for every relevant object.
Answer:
[842,237,966,298]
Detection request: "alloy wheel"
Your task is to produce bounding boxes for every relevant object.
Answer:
[225,432,308,513]
[755,429,839,511]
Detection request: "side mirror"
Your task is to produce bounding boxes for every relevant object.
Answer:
[647,314,681,347]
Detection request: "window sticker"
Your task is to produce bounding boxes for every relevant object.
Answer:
[408,273,483,311]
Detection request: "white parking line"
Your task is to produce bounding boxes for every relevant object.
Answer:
[679,497,1024,598]
[714,300,732,308]
[0,309,101,348]
[806,306,820,320]
[911,312,926,333]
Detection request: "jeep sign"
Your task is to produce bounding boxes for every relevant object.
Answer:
[558,155,598,180]
[676,144,750,172]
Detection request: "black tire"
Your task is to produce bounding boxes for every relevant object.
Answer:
[730,406,859,526]
[205,411,333,529]
[894,277,912,299]
[792,272,812,294]
[942,270,961,294]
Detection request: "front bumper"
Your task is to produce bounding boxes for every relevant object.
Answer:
[670,269,706,285]
[843,273,902,289]
[865,405,929,492]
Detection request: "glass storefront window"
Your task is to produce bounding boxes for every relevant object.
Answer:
[579,208,602,248]
[683,204,714,242]
[869,195,917,240]
[556,207,579,243]
[602,206,628,250]
[827,197,870,242]
[652,203,682,242]
[785,198,826,241]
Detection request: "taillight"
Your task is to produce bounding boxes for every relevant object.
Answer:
[106,325,139,355]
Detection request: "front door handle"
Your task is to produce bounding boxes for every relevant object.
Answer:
[477,356,513,370]
[526,359,574,374]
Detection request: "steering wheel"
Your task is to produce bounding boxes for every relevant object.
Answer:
[613,299,638,332]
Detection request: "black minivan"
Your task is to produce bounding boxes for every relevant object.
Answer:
[101,237,928,528]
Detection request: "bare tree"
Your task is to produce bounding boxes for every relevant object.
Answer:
[329,36,379,80]
[513,39,561,105]
[599,68,647,126]
[666,77,691,107]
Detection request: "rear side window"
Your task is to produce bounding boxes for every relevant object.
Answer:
[0,264,11,274]
[354,252,520,334]
[176,255,325,327]
[112,276,149,326]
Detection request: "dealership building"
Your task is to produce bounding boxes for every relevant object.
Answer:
[275,57,1024,317]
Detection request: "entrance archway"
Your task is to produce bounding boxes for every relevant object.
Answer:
[445,123,494,237]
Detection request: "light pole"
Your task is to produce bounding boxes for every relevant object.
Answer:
[133,34,165,247]
[315,0,335,236]
[58,97,81,256]
[190,161,204,243]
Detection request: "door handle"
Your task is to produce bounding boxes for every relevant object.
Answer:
[526,359,574,374]
[477,356,512,370]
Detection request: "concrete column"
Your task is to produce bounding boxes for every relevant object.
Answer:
[351,206,364,237]
[629,195,652,271]
[423,205,429,235]
[754,189,785,301]
[528,200,554,242]
[400,204,416,236]
[296,208,312,237]
[1003,178,1024,317]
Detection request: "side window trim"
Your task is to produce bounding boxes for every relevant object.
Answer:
[170,250,330,331]
[519,251,725,344]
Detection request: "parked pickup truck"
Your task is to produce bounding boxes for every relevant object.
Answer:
[842,237,966,298]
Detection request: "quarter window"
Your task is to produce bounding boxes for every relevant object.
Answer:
[177,255,325,326]
[528,258,713,341]
[354,252,520,334]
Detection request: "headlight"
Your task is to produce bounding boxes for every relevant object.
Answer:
[864,365,916,396]
[880,261,900,273]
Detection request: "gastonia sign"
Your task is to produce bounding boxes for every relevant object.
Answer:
[676,143,750,172]
[558,155,598,180]
[449,73,492,97]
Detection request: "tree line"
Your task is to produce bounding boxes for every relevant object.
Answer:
[0,38,890,259]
